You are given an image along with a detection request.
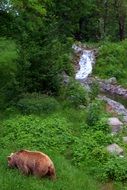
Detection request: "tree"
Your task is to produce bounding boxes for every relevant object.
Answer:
[0,37,19,107]
[52,0,100,41]
[113,0,127,40]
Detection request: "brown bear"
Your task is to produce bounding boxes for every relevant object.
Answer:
[7,150,56,180]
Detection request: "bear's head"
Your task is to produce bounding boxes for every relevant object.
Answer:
[7,153,15,168]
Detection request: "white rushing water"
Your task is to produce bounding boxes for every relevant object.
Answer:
[72,44,95,80]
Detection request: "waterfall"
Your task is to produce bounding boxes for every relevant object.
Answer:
[72,44,95,80]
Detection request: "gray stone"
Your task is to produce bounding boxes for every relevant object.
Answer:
[62,72,70,84]
[107,143,123,156]
[110,125,123,134]
[108,117,123,126]
[98,95,127,117]
[105,77,117,85]
[107,117,123,133]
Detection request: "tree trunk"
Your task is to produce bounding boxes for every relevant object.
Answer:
[103,0,108,35]
[118,16,125,41]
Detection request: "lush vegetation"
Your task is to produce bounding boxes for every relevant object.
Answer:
[1,94,127,189]
[93,40,127,87]
[1,0,127,189]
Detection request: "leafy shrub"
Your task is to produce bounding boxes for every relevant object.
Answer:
[92,117,109,132]
[86,100,103,126]
[72,130,113,166]
[17,93,60,114]
[1,114,74,153]
[61,79,89,107]
[90,81,100,100]
[91,131,113,145]
[101,156,127,181]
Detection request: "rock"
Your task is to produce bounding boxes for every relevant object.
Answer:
[82,76,127,99]
[106,104,117,115]
[105,77,117,85]
[108,117,123,126]
[123,137,127,143]
[107,143,123,156]
[98,95,127,117]
[93,49,99,57]
[62,72,70,84]
[109,124,123,134]
[107,117,123,134]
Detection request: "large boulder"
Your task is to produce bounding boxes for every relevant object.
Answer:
[107,117,123,134]
[107,143,124,156]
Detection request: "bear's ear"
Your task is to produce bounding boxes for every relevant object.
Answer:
[7,156,11,161]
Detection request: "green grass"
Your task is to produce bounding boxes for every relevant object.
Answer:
[0,103,127,190]
[0,107,101,190]
[0,149,100,190]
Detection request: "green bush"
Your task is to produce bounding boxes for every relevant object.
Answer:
[92,117,109,132]
[17,93,60,114]
[101,156,127,181]
[1,114,74,153]
[86,100,103,126]
[61,79,89,107]
[90,81,100,100]
[72,130,113,166]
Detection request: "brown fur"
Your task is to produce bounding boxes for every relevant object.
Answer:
[7,150,56,180]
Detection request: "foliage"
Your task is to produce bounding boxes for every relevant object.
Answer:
[93,40,127,87]
[91,117,109,133]
[86,100,104,126]
[72,131,109,167]
[17,93,60,114]
[89,81,100,100]
[61,79,89,107]
[19,38,74,94]
[1,101,127,185]
[101,156,127,181]
[1,114,74,153]
[0,37,19,109]
[51,0,100,41]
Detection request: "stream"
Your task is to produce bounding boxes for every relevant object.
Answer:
[73,43,127,118]
[72,44,95,80]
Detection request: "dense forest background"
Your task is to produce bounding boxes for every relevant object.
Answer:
[1,0,127,108]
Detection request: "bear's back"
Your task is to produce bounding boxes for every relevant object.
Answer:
[17,150,53,165]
